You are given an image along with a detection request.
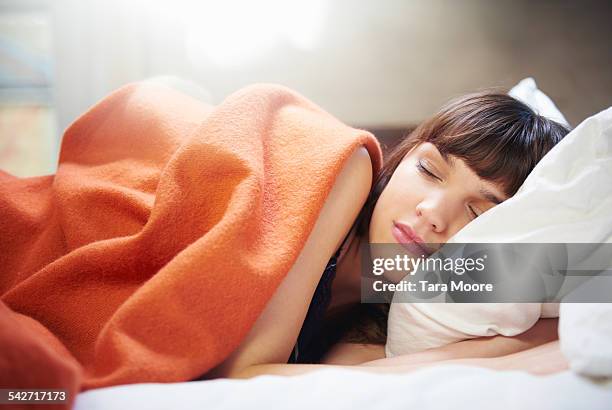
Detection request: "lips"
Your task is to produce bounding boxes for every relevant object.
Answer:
[391,220,433,256]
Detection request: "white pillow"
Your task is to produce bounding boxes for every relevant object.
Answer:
[559,303,612,377]
[386,79,612,360]
[508,77,570,128]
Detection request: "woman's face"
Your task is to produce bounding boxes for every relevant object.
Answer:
[369,142,508,256]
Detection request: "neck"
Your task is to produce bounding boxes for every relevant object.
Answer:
[328,227,369,311]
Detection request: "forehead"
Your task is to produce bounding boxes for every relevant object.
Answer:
[410,142,508,203]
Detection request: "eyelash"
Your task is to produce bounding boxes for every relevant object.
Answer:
[417,160,480,219]
[416,161,441,181]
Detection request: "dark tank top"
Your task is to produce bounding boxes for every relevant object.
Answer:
[287,230,352,364]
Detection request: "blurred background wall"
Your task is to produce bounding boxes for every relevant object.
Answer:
[1,0,611,176]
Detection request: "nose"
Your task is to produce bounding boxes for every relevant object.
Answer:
[415,198,447,234]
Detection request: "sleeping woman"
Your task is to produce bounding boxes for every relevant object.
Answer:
[201,91,571,380]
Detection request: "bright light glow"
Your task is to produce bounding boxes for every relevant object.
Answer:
[145,0,328,67]
[279,0,329,51]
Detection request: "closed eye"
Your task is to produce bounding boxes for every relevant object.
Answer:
[416,161,441,181]
[468,205,480,219]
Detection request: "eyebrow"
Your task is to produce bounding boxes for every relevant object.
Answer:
[432,146,504,204]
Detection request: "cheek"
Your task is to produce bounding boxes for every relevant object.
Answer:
[369,168,420,242]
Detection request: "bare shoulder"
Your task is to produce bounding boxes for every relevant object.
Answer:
[311,145,373,254]
[335,147,372,200]
[292,144,373,311]
[339,146,374,197]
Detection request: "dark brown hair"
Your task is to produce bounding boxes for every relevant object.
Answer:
[320,90,571,351]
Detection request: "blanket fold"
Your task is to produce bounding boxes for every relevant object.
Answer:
[0,81,383,402]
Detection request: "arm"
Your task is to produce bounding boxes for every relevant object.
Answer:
[231,340,568,379]
[203,147,373,379]
[321,317,559,366]
[361,317,559,367]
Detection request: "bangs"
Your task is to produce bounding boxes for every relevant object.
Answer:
[421,93,569,196]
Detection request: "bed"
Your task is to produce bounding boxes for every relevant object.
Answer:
[72,77,612,410]
[74,366,612,410]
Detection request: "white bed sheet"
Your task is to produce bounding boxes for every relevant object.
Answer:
[75,365,612,410]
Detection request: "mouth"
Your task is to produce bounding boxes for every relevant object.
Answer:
[391,220,433,257]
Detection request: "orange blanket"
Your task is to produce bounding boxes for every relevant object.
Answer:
[0,81,383,407]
